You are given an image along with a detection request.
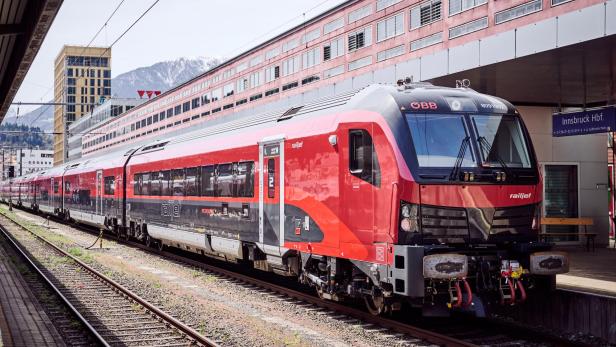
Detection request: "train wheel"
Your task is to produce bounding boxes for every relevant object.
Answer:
[145,234,153,248]
[364,291,386,316]
[157,240,164,252]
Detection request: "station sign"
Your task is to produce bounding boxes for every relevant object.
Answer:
[552,106,616,137]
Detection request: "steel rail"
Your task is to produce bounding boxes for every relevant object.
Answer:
[0,214,219,347]
[0,223,110,347]
[4,204,586,347]
[149,243,478,347]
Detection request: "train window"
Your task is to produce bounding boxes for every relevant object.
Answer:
[53,181,59,193]
[267,159,275,198]
[161,170,172,196]
[141,173,151,196]
[104,176,115,195]
[150,172,161,196]
[185,167,200,196]
[216,163,234,197]
[64,181,71,194]
[172,169,185,196]
[201,165,216,197]
[134,173,142,195]
[349,129,381,187]
[236,161,255,197]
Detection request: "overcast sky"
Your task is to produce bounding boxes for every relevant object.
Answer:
[13,0,347,114]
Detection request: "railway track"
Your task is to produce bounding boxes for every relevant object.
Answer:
[0,213,218,347]
[1,205,586,347]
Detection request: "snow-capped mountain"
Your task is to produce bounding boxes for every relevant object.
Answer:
[111,56,222,99]
[4,56,221,131]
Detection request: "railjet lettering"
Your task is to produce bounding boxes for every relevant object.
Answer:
[553,106,616,137]
[510,193,531,199]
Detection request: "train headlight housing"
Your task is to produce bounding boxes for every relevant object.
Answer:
[400,202,419,233]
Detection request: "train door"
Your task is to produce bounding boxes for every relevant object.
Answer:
[96,170,103,215]
[341,127,376,245]
[259,138,285,255]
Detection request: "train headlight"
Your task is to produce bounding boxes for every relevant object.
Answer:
[400,202,419,233]
[401,218,413,232]
[401,204,412,218]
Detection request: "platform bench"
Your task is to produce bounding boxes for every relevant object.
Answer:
[539,217,596,251]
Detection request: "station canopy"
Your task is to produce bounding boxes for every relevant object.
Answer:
[432,35,616,108]
[0,0,63,122]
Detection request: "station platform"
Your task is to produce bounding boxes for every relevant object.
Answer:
[555,244,616,297]
[0,241,66,346]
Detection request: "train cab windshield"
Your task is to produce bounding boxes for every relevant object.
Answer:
[406,112,534,181]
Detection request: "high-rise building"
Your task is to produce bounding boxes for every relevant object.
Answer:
[53,45,111,165]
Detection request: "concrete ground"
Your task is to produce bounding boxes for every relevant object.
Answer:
[556,242,616,297]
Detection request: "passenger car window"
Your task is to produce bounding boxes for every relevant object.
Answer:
[217,163,234,197]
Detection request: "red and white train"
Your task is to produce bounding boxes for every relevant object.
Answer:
[1,83,569,316]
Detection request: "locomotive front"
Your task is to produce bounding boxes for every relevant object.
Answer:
[388,84,569,316]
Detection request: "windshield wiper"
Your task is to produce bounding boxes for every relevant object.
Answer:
[449,136,470,181]
[477,136,512,179]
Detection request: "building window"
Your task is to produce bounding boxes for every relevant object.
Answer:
[348,4,372,23]
[410,0,442,29]
[323,65,345,79]
[552,0,573,6]
[348,56,372,71]
[250,93,263,101]
[323,37,344,61]
[236,62,248,73]
[282,39,299,53]
[348,26,372,52]
[265,65,280,83]
[301,28,321,44]
[250,55,264,67]
[201,93,211,105]
[249,71,262,88]
[223,83,234,97]
[377,44,405,62]
[212,88,222,101]
[377,13,404,42]
[282,56,300,76]
[182,101,190,112]
[237,77,249,93]
[495,0,542,25]
[282,81,299,91]
[302,75,320,85]
[376,0,401,11]
[410,32,443,51]
[265,46,281,60]
[323,18,344,35]
[191,97,200,109]
[449,16,488,39]
[449,0,487,16]
[302,48,320,70]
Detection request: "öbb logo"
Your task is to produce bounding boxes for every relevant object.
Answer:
[410,101,438,110]
[510,193,532,199]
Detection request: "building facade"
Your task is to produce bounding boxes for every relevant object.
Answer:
[1,148,53,178]
[67,98,143,161]
[75,0,615,246]
[53,45,111,165]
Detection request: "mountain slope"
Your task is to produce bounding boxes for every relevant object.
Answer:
[5,56,221,132]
